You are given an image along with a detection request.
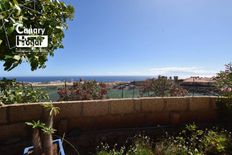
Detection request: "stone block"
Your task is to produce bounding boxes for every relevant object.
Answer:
[142,112,170,125]
[83,100,109,116]
[189,97,210,111]
[141,97,164,112]
[0,107,7,124]
[165,97,188,111]
[0,123,27,140]
[56,102,82,118]
[133,99,141,112]
[110,99,134,114]
[209,97,218,110]
[57,119,68,135]
[8,104,43,123]
[170,112,181,125]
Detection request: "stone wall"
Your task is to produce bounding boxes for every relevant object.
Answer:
[0,96,218,141]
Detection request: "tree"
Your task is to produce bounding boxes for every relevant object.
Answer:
[0,0,74,71]
[215,63,232,96]
[140,76,188,97]
[151,76,172,97]
[0,77,49,104]
[215,63,232,123]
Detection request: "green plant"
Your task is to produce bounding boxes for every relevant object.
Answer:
[127,135,154,155]
[140,76,188,97]
[215,63,232,122]
[215,63,232,97]
[0,0,74,71]
[26,103,60,155]
[203,130,231,155]
[25,120,45,155]
[0,77,49,104]
[97,145,125,155]
[155,124,232,155]
[97,135,155,155]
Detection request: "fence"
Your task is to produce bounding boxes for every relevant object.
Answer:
[32,79,218,102]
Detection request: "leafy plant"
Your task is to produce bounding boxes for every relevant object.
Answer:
[215,63,232,123]
[97,135,155,155]
[25,120,45,155]
[0,0,74,71]
[26,103,60,155]
[140,76,188,97]
[97,124,232,155]
[155,124,232,155]
[0,77,49,104]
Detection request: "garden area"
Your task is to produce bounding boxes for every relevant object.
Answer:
[0,64,232,155]
[1,0,232,155]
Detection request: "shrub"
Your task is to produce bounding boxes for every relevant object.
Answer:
[97,135,154,155]
[215,63,232,123]
[57,80,108,101]
[96,124,232,155]
[140,76,188,97]
[0,78,49,104]
[156,124,232,155]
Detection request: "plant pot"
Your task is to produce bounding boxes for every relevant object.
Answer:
[23,139,65,155]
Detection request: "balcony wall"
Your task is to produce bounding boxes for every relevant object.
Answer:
[0,96,218,141]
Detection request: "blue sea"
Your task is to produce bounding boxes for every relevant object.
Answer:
[0,76,152,83]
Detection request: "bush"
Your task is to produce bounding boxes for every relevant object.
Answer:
[97,135,154,155]
[140,76,188,97]
[0,78,49,104]
[156,124,232,155]
[57,80,108,101]
[215,63,232,123]
[97,124,232,155]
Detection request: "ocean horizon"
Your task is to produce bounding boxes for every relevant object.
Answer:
[0,76,153,83]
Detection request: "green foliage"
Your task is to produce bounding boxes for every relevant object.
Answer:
[0,77,49,104]
[42,102,60,116]
[156,124,232,155]
[151,76,172,96]
[41,126,56,135]
[141,76,188,97]
[26,103,59,154]
[127,136,154,155]
[0,0,74,71]
[26,119,56,135]
[25,120,45,129]
[97,143,125,155]
[97,135,154,155]
[215,63,232,122]
[97,124,232,155]
[215,63,232,97]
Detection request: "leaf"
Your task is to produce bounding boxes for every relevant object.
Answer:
[13,0,19,5]
[7,26,14,34]
[13,55,20,60]
[4,19,9,22]
[0,15,4,20]
[14,5,21,16]
[56,26,63,30]
[25,122,33,126]
[9,17,16,23]
[4,55,13,59]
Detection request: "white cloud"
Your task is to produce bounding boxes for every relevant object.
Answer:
[149,66,217,78]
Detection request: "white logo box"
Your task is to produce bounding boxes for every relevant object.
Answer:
[16,35,48,48]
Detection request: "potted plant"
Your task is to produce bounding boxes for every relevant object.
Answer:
[24,103,64,155]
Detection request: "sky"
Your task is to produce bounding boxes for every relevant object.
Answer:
[1,0,232,77]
